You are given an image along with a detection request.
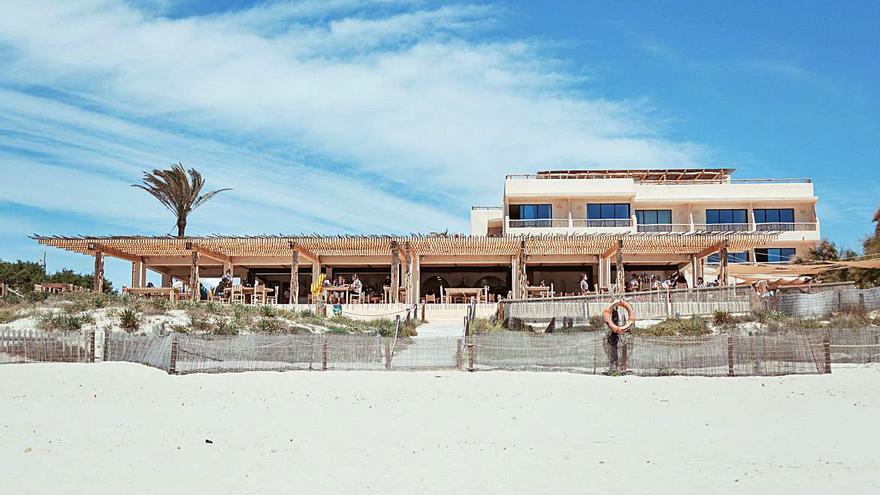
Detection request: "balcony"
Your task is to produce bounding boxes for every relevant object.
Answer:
[505,218,820,238]
[636,223,692,233]
[693,223,752,232]
[755,222,818,232]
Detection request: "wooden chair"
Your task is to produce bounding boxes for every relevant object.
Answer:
[251,284,265,305]
[349,291,363,304]
[424,293,436,304]
[230,286,245,304]
[264,288,277,305]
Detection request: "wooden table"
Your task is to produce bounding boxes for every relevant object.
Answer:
[383,286,406,303]
[326,285,351,304]
[123,287,178,301]
[525,285,554,298]
[441,287,488,304]
[224,286,274,303]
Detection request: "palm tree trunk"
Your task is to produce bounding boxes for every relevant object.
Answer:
[177,218,187,238]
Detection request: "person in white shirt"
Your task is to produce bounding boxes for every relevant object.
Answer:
[579,273,590,294]
[350,274,363,295]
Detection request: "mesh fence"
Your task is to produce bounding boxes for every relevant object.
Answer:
[775,286,880,317]
[0,330,92,364]
[471,332,827,376]
[104,333,172,370]
[504,287,755,328]
[825,328,880,364]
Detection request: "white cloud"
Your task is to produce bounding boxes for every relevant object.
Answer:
[0,0,704,238]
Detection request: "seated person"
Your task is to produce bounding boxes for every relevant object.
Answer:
[350,274,363,295]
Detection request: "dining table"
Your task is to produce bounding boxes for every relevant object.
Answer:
[325,285,351,304]
[440,286,488,304]
[123,287,179,301]
[223,286,274,303]
[525,285,554,299]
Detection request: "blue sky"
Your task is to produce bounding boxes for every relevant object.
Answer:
[0,0,877,288]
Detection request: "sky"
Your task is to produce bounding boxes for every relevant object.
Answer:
[0,0,877,288]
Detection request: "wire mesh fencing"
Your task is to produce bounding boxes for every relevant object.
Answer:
[0,329,93,364]
[104,332,172,370]
[825,328,880,364]
[470,332,829,377]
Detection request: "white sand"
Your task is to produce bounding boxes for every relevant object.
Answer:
[1,364,879,494]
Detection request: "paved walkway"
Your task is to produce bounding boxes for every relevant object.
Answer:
[392,321,464,369]
[415,321,464,338]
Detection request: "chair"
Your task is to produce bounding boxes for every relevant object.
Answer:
[230,286,245,304]
[424,293,436,304]
[251,285,265,305]
[349,291,363,304]
[264,288,277,305]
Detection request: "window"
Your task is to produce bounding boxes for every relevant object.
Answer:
[586,203,631,227]
[706,209,748,224]
[755,248,796,263]
[754,208,795,231]
[707,251,750,264]
[509,204,552,227]
[636,210,672,224]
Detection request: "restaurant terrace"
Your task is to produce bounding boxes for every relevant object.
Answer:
[34,232,780,306]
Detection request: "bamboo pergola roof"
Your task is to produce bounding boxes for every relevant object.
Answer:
[33,232,780,261]
[535,168,735,182]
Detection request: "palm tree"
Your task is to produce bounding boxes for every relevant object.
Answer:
[133,163,231,237]
[874,205,880,235]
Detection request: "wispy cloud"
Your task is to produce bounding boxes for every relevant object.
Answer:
[0,0,703,242]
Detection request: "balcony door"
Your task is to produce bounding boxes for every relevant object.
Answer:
[586,203,631,227]
[510,204,552,228]
[705,209,748,231]
[636,209,672,232]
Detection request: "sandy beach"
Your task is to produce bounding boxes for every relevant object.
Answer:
[1,363,878,494]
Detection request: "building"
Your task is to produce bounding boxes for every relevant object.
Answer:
[34,168,818,306]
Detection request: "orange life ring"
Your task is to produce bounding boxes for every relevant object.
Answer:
[603,299,635,334]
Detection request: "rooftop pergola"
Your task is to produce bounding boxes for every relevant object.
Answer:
[34,232,779,303]
[534,168,736,182]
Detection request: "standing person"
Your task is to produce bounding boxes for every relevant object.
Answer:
[579,273,590,294]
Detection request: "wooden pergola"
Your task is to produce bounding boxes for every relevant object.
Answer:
[33,232,779,303]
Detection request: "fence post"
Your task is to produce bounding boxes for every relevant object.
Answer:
[727,334,734,377]
[455,338,463,370]
[102,330,110,362]
[467,341,475,372]
[421,303,426,323]
[859,293,866,311]
[168,334,178,374]
[823,334,832,374]
[620,334,628,373]
[384,340,392,370]
[87,330,96,363]
[322,339,329,371]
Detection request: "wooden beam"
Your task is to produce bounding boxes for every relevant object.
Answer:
[290,251,299,305]
[289,241,318,264]
[601,242,618,260]
[695,240,726,260]
[87,242,142,264]
[719,240,730,286]
[390,241,400,303]
[186,242,231,264]
[93,251,104,293]
[615,239,625,293]
[189,250,200,301]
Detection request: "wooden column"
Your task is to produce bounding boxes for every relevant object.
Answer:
[390,241,400,304]
[402,247,412,304]
[223,260,233,279]
[615,239,625,293]
[689,255,698,287]
[719,240,730,286]
[510,255,519,299]
[290,251,299,305]
[131,260,143,288]
[139,262,147,288]
[512,239,526,299]
[412,254,421,305]
[93,251,104,293]
[311,259,322,285]
[161,272,172,288]
[189,250,200,301]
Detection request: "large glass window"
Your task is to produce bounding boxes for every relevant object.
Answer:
[636,210,672,224]
[754,208,795,231]
[755,248,796,263]
[587,203,630,219]
[509,204,552,227]
[706,209,748,224]
[707,251,750,264]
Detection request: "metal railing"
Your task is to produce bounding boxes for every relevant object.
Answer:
[636,223,691,233]
[505,174,811,184]
[755,222,818,232]
[507,218,569,228]
[693,223,751,232]
[572,218,632,228]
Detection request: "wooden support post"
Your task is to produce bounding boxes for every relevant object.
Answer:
[510,255,519,299]
[131,261,144,288]
[514,239,527,299]
[615,239,625,293]
[421,302,426,323]
[140,263,148,289]
[103,330,110,362]
[620,335,628,373]
[413,254,421,305]
[727,334,734,377]
[719,240,730,287]
[467,341,475,372]
[290,251,299,305]
[93,251,104,293]
[161,272,172,288]
[390,242,400,304]
[87,330,95,363]
[189,250,200,302]
[455,338,463,370]
[689,255,698,288]
[384,340,392,370]
[322,340,329,371]
[168,334,178,374]
[402,248,412,305]
[311,258,322,307]
[823,334,831,374]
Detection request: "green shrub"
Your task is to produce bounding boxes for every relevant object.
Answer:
[713,310,734,326]
[118,308,142,333]
[588,315,607,332]
[254,317,285,334]
[211,318,241,336]
[0,307,19,324]
[37,312,95,332]
[471,317,504,333]
[635,316,710,337]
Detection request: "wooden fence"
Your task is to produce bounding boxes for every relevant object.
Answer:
[0,330,93,364]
